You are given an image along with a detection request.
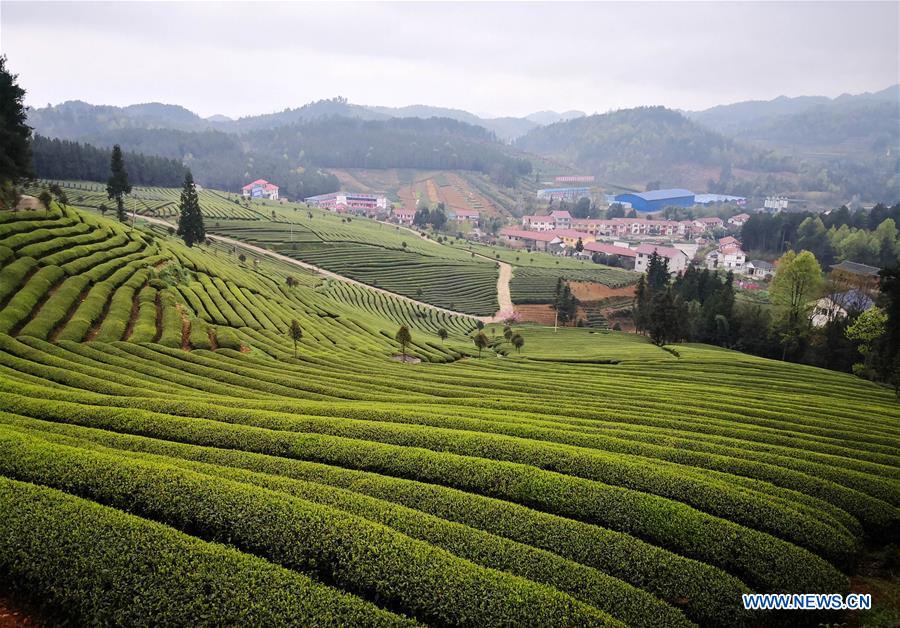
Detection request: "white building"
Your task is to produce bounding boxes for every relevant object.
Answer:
[811,290,875,327]
[705,244,747,272]
[634,244,688,274]
[764,196,789,212]
[242,179,279,200]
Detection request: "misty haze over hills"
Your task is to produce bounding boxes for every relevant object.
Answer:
[25,84,900,205]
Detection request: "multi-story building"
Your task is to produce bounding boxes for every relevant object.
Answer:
[304,192,388,215]
[242,179,279,200]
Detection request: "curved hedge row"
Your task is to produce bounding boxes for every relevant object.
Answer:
[0,430,623,627]
[0,476,411,627]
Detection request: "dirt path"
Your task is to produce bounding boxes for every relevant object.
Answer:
[140,215,495,322]
[372,219,514,322]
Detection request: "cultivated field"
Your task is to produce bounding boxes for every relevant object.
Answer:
[0,203,898,626]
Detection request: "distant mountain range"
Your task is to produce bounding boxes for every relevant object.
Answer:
[25,86,899,205]
[27,97,585,142]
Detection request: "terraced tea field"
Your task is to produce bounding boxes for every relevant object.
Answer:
[0,204,898,626]
[28,180,265,221]
[211,214,501,316]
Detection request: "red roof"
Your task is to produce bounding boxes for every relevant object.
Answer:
[523,215,554,222]
[635,244,685,259]
[549,210,572,219]
[394,208,416,216]
[242,178,270,190]
[500,228,559,242]
[729,213,750,221]
[719,236,740,246]
[553,229,590,239]
[584,242,636,257]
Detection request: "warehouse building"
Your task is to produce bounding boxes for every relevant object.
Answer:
[614,189,695,213]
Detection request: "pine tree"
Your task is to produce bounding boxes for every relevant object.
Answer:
[177,170,205,247]
[107,145,132,223]
[0,56,33,187]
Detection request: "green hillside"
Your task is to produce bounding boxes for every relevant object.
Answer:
[0,204,898,625]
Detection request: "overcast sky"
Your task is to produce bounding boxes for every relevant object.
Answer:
[2,1,898,119]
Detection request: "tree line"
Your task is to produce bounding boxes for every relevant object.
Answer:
[633,250,900,392]
[741,203,900,267]
[31,135,186,186]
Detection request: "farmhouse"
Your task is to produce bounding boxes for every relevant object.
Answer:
[583,241,637,264]
[634,244,689,274]
[499,228,562,252]
[521,215,556,231]
[305,192,388,215]
[549,210,572,229]
[728,213,751,227]
[391,208,416,225]
[694,216,724,231]
[554,229,595,247]
[447,208,480,225]
[242,179,279,200]
[705,244,747,272]
[614,188,695,213]
[745,259,774,279]
[811,290,875,327]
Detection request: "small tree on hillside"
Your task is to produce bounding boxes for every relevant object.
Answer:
[49,183,68,206]
[473,331,489,357]
[176,170,205,247]
[289,319,303,358]
[106,144,132,223]
[38,189,52,211]
[575,238,584,253]
[437,328,448,343]
[395,325,412,361]
[503,326,513,343]
[511,333,524,353]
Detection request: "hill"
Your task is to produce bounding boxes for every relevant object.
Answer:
[0,202,897,625]
[515,106,791,191]
[27,103,537,195]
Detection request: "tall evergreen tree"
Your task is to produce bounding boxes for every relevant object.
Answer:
[395,325,412,361]
[177,170,205,247]
[0,56,34,210]
[107,144,132,223]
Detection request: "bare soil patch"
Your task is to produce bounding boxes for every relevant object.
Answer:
[568,281,635,302]
[391,354,421,363]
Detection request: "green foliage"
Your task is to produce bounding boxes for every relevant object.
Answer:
[0,476,409,627]
[176,170,205,247]
[106,144,132,222]
[0,56,33,185]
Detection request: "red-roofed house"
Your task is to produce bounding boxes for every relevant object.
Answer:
[448,208,480,225]
[728,213,751,227]
[500,228,562,252]
[392,208,417,226]
[521,215,556,231]
[549,210,572,229]
[242,179,279,200]
[583,241,637,264]
[718,236,741,247]
[694,216,724,231]
[706,241,747,272]
[634,244,688,274]
[553,229,596,247]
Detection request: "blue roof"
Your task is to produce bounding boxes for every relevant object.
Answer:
[619,188,693,201]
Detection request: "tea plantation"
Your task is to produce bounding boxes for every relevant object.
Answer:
[0,204,898,626]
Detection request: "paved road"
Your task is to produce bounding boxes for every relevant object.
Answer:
[139,213,497,322]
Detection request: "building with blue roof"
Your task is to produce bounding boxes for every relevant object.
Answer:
[614,189,695,212]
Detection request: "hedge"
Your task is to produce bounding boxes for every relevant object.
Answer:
[0,476,412,627]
